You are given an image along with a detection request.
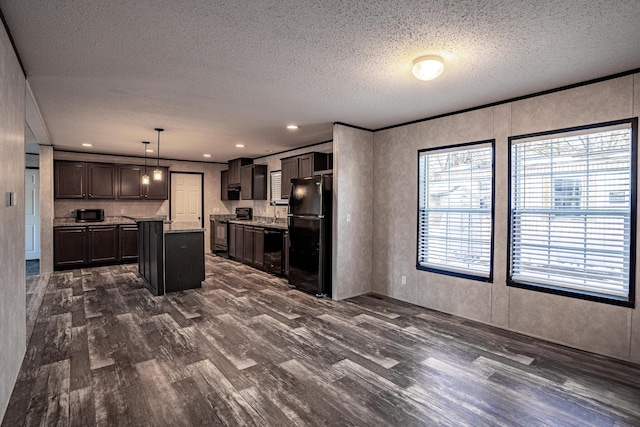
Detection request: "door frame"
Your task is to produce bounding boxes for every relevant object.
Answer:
[169,171,204,227]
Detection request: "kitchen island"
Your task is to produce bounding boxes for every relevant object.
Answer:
[127,216,205,296]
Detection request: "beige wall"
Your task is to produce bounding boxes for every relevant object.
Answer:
[371,74,640,362]
[40,146,54,272]
[333,124,374,300]
[0,23,26,420]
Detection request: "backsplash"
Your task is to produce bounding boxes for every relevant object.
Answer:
[54,199,168,218]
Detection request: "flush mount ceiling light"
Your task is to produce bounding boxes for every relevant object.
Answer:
[235,144,245,148]
[153,128,164,181]
[286,125,299,130]
[82,143,92,147]
[203,154,211,158]
[412,55,444,81]
[141,141,150,185]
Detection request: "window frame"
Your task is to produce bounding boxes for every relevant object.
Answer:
[416,139,496,282]
[507,118,637,308]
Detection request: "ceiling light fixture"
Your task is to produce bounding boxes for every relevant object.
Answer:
[141,141,150,185]
[82,143,92,147]
[146,149,153,153]
[153,128,164,181]
[412,55,444,81]
[235,144,245,148]
[286,125,299,130]
[203,154,211,158]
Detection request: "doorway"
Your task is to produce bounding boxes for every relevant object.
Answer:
[170,172,203,226]
[25,168,40,273]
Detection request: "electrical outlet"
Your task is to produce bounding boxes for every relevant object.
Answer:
[401,275,406,285]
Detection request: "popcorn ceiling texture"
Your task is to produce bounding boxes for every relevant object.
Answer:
[1,0,639,161]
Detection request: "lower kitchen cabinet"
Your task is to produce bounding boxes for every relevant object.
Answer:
[243,226,254,264]
[227,222,284,274]
[54,224,138,270]
[88,225,118,263]
[119,225,139,260]
[253,228,264,268]
[54,227,87,268]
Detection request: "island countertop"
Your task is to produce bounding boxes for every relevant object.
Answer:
[124,216,204,233]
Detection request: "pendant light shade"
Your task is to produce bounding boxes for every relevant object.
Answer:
[153,128,164,181]
[142,141,150,185]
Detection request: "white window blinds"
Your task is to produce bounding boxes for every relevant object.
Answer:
[418,141,494,279]
[509,122,634,300]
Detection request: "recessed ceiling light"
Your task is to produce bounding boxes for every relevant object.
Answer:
[412,55,444,81]
[286,125,299,130]
[146,149,153,153]
[82,143,92,147]
[203,154,211,158]
[235,144,245,148]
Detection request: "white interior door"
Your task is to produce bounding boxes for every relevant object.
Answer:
[25,168,40,260]
[170,173,202,225]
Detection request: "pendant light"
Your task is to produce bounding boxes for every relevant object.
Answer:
[141,141,150,185]
[153,128,164,181]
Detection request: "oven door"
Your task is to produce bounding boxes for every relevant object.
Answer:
[215,222,227,247]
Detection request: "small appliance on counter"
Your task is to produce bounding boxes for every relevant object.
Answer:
[75,208,105,222]
[233,207,253,221]
[287,175,332,297]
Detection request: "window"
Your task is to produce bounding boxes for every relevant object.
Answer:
[270,170,287,205]
[417,140,494,281]
[509,119,637,306]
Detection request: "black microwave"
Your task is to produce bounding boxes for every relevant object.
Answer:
[75,209,105,222]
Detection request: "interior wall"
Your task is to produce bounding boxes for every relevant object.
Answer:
[333,124,374,300]
[0,23,27,420]
[372,74,640,362]
[39,146,54,273]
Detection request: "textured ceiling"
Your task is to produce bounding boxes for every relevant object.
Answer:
[2,0,640,162]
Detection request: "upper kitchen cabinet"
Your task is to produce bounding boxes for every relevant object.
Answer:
[144,166,169,199]
[55,161,85,198]
[240,164,267,200]
[55,161,116,199]
[280,152,329,199]
[119,164,169,200]
[220,170,239,201]
[227,158,253,187]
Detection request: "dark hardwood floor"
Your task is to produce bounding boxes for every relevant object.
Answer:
[3,254,640,426]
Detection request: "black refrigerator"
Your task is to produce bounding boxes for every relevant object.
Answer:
[288,175,332,297]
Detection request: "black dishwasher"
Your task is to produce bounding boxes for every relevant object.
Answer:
[264,229,283,275]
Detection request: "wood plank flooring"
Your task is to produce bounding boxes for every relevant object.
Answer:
[4,254,640,426]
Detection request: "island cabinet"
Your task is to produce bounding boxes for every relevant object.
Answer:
[118,164,169,200]
[55,161,116,199]
[240,164,267,200]
[54,223,138,270]
[135,218,204,296]
[280,152,329,199]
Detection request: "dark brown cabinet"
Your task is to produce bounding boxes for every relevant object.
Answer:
[229,223,245,261]
[228,158,253,186]
[88,226,118,263]
[253,227,264,268]
[228,223,237,258]
[243,226,254,263]
[119,225,139,261]
[118,164,169,200]
[241,164,267,200]
[54,161,117,199]
[280,152,328,199]
[87,163,116,199]
[54,224,138,270]
[56,160,168,200]
[284,231,289,277]
[221,170,229,201]
[54,227,87,267]
[55,161,86,199]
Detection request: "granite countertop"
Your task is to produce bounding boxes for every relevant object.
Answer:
[163,221,205,234]
[123,215,169,222]
[53,216,136,227]
[228,219,288,230]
